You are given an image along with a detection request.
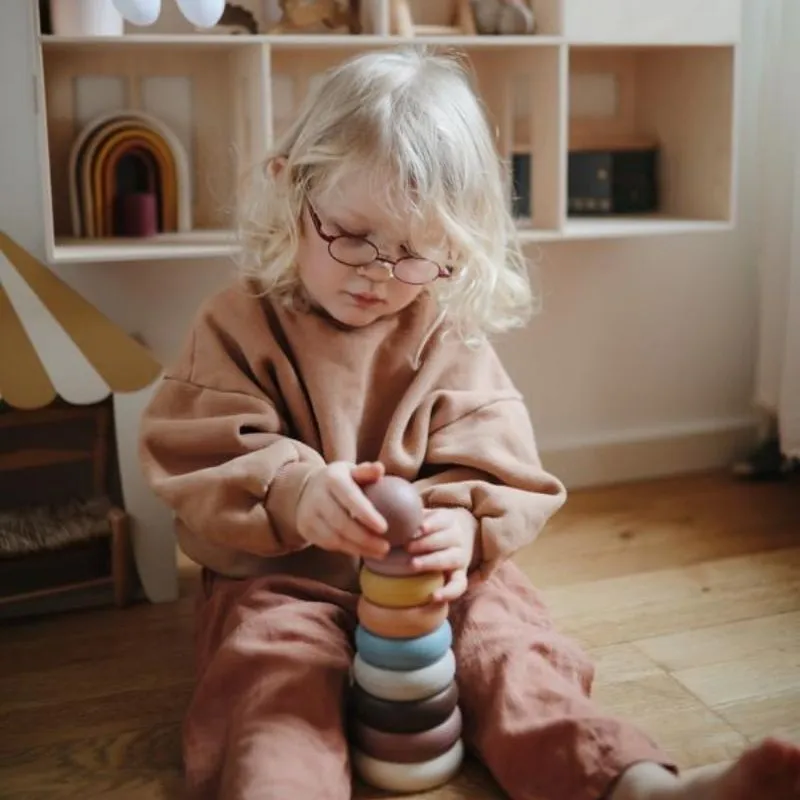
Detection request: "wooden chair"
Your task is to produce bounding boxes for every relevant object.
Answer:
[0,399,135,614]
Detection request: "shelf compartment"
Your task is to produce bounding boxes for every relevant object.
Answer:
[39,39,269,258]
[567,45,737,226]
[563,0,741,44]
[487,45,565,234]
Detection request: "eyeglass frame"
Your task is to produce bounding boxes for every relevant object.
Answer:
[306,202,453,286]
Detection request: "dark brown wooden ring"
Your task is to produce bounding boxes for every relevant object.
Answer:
[353,706,462,764]
[349,680,460,734]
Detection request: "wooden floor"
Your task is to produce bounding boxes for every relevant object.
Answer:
[1,471,798,799]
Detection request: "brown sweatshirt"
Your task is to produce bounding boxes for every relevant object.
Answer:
[138,282,566,591]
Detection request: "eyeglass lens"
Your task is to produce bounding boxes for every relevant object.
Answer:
[329,237,440,285]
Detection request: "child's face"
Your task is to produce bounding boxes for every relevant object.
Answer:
[296,175,434,328]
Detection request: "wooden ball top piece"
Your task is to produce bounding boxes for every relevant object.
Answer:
[364,476,423,547]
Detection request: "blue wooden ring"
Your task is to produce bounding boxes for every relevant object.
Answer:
[355,621,453,671]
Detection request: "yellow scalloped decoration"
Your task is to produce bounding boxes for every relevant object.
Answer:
[0,232,162,406]
[0,284,56,410]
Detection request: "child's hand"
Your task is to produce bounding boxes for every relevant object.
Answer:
[296,461,390,559]
[406,507,478,602]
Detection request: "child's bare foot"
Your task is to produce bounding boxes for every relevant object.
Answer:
[682,738,800,800]
[613,738,800,800]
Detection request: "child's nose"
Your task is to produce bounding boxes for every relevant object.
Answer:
[357,260,394,282]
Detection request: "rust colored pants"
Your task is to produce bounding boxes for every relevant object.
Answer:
[184,562,673,800]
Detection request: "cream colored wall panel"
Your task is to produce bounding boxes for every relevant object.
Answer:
[564,0,741,44]
[74,76,127,130]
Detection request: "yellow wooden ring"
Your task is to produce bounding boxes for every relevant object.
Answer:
[358,596,449,640]
[360,565,444,609]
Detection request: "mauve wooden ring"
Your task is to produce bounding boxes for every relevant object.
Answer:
[359,565,444,609]
[357,596,448,640]
[349,681,460,734]
[362,547,418,577]
[353,706,463,764]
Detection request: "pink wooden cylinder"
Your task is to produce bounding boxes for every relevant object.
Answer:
[117,192,158,237]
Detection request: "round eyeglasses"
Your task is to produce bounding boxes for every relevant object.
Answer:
[307,203,452,286]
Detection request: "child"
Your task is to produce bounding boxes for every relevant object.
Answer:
[138,48,800,800]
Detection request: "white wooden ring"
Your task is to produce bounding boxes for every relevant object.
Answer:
[352,738,464,793]
[352,649,456,702]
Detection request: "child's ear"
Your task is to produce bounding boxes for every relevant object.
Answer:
[266,156,287,179]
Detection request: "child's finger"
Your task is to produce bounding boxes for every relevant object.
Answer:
[327,499,388,558]
[419,508,451,533]
[331,476,387,534]
[351,461,385,484]
[303,511,365,558]
[406,529,457,555]
[433,569,468,602]
[331,533,369,559]
[411,547,465,573]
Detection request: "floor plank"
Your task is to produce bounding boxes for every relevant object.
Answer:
[0,470,798,799]
[541,548,800,648]
[636,610,800,672]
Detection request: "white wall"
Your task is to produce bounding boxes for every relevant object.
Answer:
[0,2,764,491]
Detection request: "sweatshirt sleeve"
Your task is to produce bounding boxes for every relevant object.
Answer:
[138,328,325,558]
[414,344,566,579]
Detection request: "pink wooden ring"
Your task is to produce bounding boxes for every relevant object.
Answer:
[363,547,418,577]
[357,596,449,640]
[353,706,463,764]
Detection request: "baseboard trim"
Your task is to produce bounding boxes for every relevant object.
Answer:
[539,416,760,489]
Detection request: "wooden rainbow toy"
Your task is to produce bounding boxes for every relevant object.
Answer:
[350,476,464,793]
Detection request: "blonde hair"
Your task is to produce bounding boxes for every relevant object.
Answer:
[236,47,537,340]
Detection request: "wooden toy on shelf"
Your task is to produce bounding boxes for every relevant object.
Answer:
[206,3,259,34]
[68,111,191,239]
[268,0,361,34]
[349,476,464,793]
[471,0,535,34]
[391,0,475,36]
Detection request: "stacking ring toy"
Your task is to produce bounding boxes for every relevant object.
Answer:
[355,621,452,671]
[357,596,448,640]
[363,547,418,577]
[353,649,455,702]
[350,681,460,734]
[359,565,444,609]
[352,739,464,793]
[353,707,462,764]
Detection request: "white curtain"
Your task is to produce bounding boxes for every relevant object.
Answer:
[753,0,800,458]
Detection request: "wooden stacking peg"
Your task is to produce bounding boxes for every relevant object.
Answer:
[350,475,465,793]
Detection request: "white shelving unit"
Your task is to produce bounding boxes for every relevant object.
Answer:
[32,0,742,264]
